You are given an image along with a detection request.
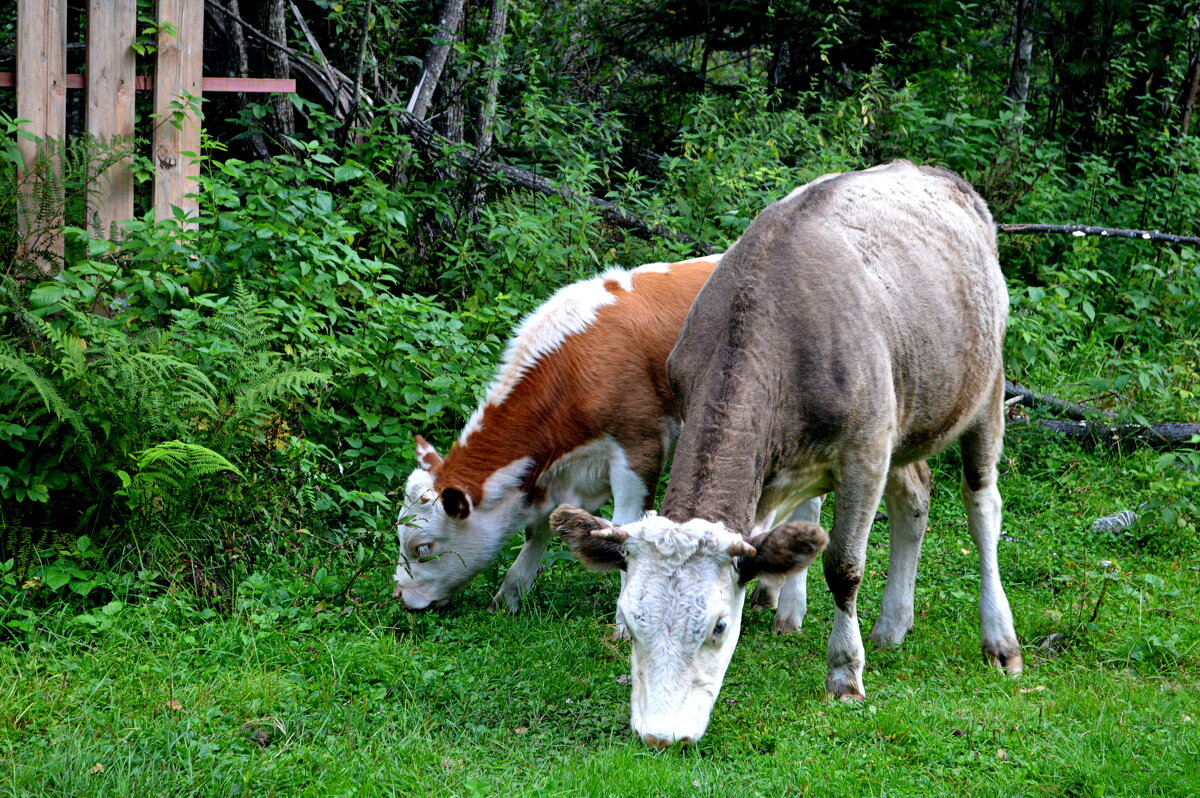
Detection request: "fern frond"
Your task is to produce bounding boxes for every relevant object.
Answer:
[0,345,94,450]
[134,440,243,481]
[237,368,328,416]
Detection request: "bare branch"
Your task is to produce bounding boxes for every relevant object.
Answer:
[996,223,1200,246]
[395,110,714,251]
[1003,381,1117,421]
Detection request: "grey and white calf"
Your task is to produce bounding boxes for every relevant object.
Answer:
[553,161,1022,747]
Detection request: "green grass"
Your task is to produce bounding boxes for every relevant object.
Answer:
[2,429,1198,797]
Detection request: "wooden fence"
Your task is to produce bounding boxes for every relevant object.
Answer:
[4,0,294,272]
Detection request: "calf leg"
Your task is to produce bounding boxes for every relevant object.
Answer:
[609,442,662,640]
[773,495,824,634]
[749,509,782,609]
[869,462,932,647]
[960,386,1022,674]
[825,462,888,700]
[490,515,552,614]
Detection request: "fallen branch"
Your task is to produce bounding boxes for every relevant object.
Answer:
[394,111,714,250]
[1024,419,1200,450]
[996,223,1200,246]
[1003,381,1116,421]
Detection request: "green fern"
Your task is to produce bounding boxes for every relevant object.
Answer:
[135,440,242,478]
[118,440,242,517]
[0,342,94,450]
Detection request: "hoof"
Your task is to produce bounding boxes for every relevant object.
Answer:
[750,584,778,610]
[488,591,521,615]
[827,690,866,702]
[772,613,803,635]
[867,622,911,649]
[825,673,866,701]
[988,649,1024,676]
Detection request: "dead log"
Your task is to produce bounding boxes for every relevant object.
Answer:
[1003,380,1116,421]
[1025,419,1200,450]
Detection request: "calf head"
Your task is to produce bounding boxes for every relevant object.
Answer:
[552,505,827,747]
[394,435,532,610]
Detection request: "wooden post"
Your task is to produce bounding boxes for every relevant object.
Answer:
[86,0,137,240]
[153,0,204,226]
[16,0,68,273]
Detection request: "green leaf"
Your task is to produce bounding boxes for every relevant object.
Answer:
[44,570,72,590]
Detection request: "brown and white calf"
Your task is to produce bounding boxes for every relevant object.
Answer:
[554,161,1022,747]
[394,255,727,614]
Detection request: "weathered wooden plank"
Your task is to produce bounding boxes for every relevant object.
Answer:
[1,74,297,93]
[153,0,204,226]
[199,77,296,93]
[86,0,137,240]
[16,0,68,272]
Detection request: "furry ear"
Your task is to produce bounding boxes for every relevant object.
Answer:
[414,435,443,472]
[737,521,828,586]
[550,505,627,573]
[440,487,472,520]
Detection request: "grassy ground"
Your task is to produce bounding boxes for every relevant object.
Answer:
[2,426,1198,797]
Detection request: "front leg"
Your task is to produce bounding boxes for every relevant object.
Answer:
[490,515,552,614]
[825,463,888,700]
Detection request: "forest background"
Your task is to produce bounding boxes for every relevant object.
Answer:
[0,1,1199,795]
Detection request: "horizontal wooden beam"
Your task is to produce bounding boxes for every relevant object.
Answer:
[0,73,295,93]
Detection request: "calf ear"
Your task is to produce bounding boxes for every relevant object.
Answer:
[737,521,828,586]
[441,487,472,520]
[550,505,627,573]
[414,435,443,472]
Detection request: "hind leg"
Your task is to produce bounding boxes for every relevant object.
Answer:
[961,379,1022,674]
[869,461,931,648]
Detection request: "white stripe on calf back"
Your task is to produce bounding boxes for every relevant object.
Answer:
[459,265,669,445]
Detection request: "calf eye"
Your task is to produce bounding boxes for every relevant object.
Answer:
[712,618,728,638]
[415,543,434,558]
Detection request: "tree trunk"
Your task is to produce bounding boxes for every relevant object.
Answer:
[1181,51,1200,139]
[260,0,294,139]
[475,0,509,155]
[339,0,375,143]
[217,0,270,159]
[406,0,466,122]
[1006,0,1036,122]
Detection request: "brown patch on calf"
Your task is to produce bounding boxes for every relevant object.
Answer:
[434,259,719,507]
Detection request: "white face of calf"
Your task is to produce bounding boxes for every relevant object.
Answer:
[552,507,827,747]
[394,437,532,610]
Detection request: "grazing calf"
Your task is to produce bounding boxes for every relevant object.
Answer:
[554,161,1022,747]
[394,256,722,614]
